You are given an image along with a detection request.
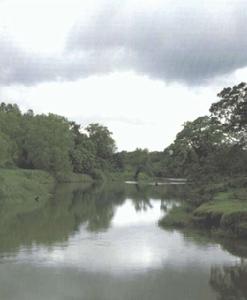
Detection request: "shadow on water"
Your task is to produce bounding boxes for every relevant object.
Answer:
[210,261,247,300]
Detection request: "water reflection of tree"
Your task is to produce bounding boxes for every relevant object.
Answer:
[0,183,126,253]
[129,184,153,211]
[210,261,247,300]
[60,182,126,233]
[125,183,187,212]
[0,182,188,254]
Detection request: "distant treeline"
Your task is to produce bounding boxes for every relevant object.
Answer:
[1,82,247,181]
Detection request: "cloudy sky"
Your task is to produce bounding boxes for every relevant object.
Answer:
[0,0,246,151]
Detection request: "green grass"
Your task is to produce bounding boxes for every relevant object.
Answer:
[194,189,247,217]
[0,168,56,241]
[192,189,247,237]
[160,187,247,238]
[0,168,54,209]
[159,204,193,228]
[56,171,93,183]
[195,199,247,216]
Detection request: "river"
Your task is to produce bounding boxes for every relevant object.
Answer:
[0,182,246,300]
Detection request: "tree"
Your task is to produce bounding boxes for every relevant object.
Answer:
[69,122,96,174]
[0,103,120,179]
[210,82,247,146]
[0,103,22,165]
[22,114,73,175]
[175,116,227,157]
[164,116,232,178]
[0,131,12,167]
[124,148,151,180]
[86,123,116,160]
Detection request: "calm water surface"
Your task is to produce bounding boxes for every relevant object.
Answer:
[0,183,246,300]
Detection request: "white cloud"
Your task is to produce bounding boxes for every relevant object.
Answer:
[1,71,221,150]
[1,0,247,85]
[0,0,98,53]
[0,0,246,150]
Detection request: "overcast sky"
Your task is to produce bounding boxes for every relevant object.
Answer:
[0,0,246,151]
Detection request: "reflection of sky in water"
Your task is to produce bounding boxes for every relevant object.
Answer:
[10,199,240,273]
[112,199,165,226]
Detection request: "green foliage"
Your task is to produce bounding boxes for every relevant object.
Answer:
[70,146,95,174]
[90,169,105,181]
[1,82,247,184]
[86,123,116,160]
[0,103,120,181]
[0,103,22,165]
[22,114,73,175]
[0,168,54,205]
[123,148,152,180]
[69,122,96,174]
[163,116,235,179]
[160,82,247,181]
[0,131,12,167]
[210,82,247,134]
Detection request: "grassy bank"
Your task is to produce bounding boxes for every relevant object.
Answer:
[0,168,95,204]
[0,168,55,208]
[0,168,98,252]
[159,187,247,238]
[158,204,193,228]
[56,171,93,184]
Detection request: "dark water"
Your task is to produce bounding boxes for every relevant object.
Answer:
[0,183,246,300]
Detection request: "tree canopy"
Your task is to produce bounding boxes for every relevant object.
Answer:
[161,82,247,180]
[1,82,247,182]
[0,103,117,179]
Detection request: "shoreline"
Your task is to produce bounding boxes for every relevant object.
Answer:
[159,187,247,239]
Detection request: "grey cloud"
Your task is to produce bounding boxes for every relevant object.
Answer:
[1,0,247,86]
[0,37,114,86]
[67,0,247,84]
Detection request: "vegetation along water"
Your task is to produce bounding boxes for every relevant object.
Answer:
[1,82,247,299]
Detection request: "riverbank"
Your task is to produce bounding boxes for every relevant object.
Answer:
[0,168,55,207]
[0,168,94,205]
[159,185,247,238]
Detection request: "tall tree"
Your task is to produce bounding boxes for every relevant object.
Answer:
[210,82,247,147]
[0,103,22,165]
[86,123,116,160]
[0,131,12,167]
[23,114,73,175]
[164,116,233,178]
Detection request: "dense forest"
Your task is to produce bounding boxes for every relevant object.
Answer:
[0,103,119,181]
[0,101,161,181]
[1,82,247,183]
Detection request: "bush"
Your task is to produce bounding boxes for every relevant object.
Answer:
[90,169,105,181]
